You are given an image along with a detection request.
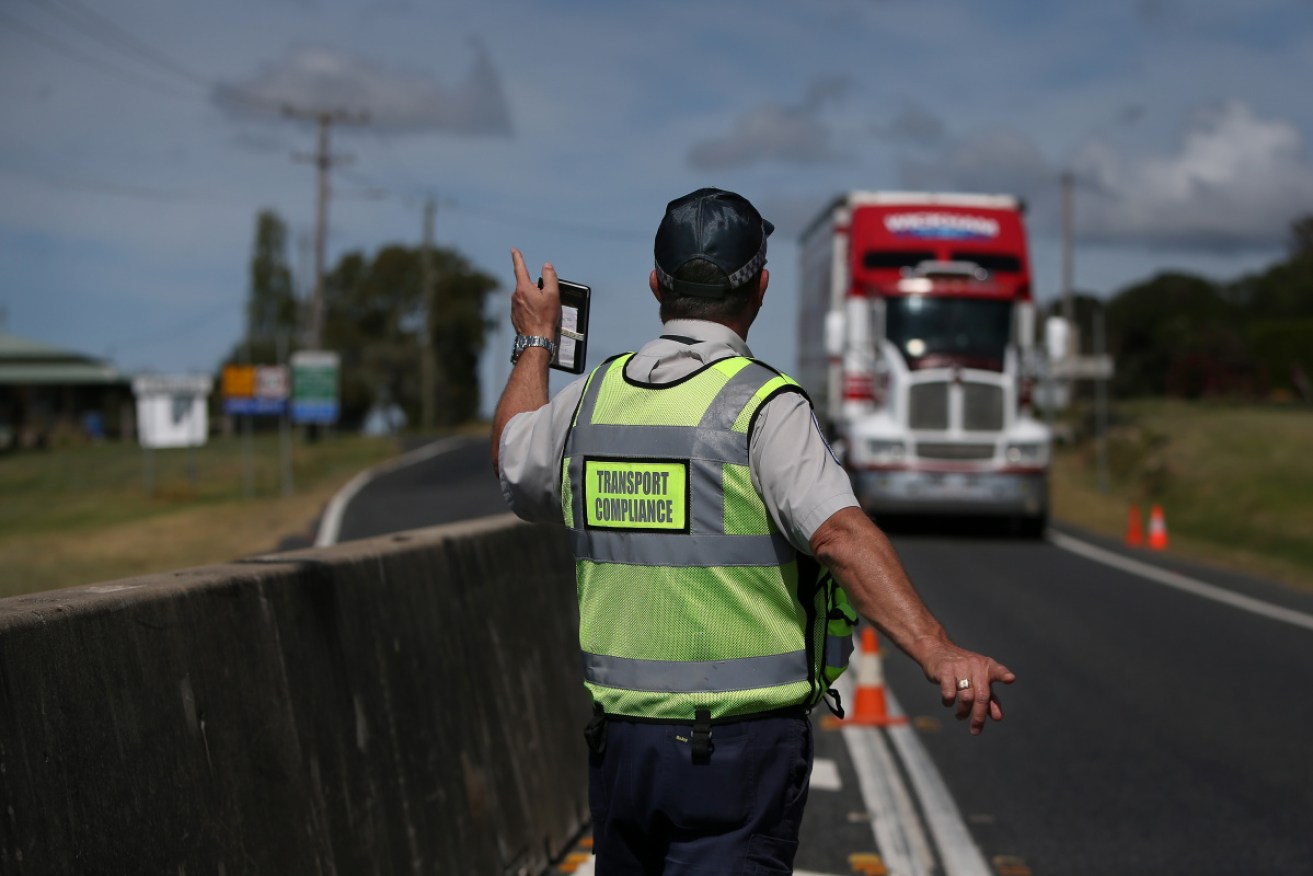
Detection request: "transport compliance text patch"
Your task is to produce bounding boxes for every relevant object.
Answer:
[584,458,689,532]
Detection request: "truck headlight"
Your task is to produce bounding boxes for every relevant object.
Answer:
[1005,442,1046,465]
[867,439,906,464]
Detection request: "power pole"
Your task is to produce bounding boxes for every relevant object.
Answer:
[285,106,368,350]
[1060,170,1077,357]
[419,196,438,432]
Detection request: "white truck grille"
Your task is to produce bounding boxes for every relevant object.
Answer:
[908,383,949,430]
[907,380,1005,432]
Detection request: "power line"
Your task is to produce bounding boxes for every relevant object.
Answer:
[12,0,281,114]
[366,129,427,199]
[10,3,643,247]
[354,131,645,237]
[0,8,197,101]
[447,200,648,241]
[27,0,213,91]
[24,170,206,202]
[103,299,237,351]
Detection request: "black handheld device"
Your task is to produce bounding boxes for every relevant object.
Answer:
[538,277,591,374]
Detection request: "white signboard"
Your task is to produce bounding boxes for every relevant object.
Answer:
[133,374,213,449]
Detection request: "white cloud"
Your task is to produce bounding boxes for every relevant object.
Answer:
[686,77,852,170]
[1074,101,1313,250]
[891,101,1313,252]
[212,40,512,135]
[898,128,1056,209]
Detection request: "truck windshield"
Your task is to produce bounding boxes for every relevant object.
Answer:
[885,296,1013,370]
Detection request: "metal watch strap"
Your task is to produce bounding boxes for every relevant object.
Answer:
[511,334,557,364]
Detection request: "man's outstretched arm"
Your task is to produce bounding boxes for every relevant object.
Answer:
[809,506,1016,735]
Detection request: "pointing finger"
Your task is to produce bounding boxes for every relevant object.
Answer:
[511,247,532,287]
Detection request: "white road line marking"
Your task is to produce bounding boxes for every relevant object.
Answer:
[886,689,993,876]
[810,757,842,791]
[842,724,936,876]
[828,672,937,875]
[1049,530,1313,633]
[314,436,469,547]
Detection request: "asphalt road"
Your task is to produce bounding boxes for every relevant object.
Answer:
[326,435,1313,875]
[877,526,1313,875]
[330,435,510,542]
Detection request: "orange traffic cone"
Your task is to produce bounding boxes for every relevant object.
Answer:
[841,627,907,727]
[1124,505,1144,548]
[1147,504,1169,550]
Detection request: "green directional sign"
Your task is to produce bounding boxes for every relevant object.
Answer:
[291,351,340,424]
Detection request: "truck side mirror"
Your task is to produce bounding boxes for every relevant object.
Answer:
[1045,316,1070,361]
[1016,302,1035,351]
[824,311,845,358]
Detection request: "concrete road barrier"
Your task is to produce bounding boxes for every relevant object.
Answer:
[0,513,590,875]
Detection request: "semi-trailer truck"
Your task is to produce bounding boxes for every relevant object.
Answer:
[797,191,1050,536]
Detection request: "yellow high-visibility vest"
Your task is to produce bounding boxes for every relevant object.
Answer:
[561,352,848,721]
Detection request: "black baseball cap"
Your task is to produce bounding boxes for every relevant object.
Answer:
[654,187,774,299]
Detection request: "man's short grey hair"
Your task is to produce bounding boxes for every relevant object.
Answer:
[659,258,761,323]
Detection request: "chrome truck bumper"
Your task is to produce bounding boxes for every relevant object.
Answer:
[851,469,1048,518]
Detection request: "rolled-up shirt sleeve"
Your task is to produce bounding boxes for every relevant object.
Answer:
[497,379,587,524]
[749,391,859,554]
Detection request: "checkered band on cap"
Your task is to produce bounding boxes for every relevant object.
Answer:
[725,244,768,287]
[653,242,766,293]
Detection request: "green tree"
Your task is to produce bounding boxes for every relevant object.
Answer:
[322,243,497,428]
[1096,214,1313,401]
[226,210,300,365]
[1105,272,1248,398]
[1222,214,1313,397]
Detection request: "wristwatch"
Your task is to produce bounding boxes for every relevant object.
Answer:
[511,334,557,364]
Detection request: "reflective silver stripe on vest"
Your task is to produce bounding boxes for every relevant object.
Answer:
[697,359,788,431]
[571,528,795,567]
[827,633,855,669]
[583,649,809,693]
[572,425,748,465]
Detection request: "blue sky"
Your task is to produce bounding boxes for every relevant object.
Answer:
[3,0,1312,414]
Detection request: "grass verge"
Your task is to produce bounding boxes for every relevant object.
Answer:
[1051,399,1313,590]
[0,431,405,598]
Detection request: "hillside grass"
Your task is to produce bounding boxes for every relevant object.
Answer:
[1051,399,1313,590]
[0,430,405,598]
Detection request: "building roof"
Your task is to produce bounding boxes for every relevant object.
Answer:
[0,329,126,386]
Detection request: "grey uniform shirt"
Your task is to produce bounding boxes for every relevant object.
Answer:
[497,319,858,554]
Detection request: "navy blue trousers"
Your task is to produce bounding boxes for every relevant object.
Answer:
[587,714,813,875]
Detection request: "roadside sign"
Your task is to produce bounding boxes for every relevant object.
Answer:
[256,365,289,400]
[132,374,212,448]
[223,364,289,416]
[221,364,256,399]
[291,351,340,424]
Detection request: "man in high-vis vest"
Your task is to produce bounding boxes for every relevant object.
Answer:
[492,188,1015,875]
